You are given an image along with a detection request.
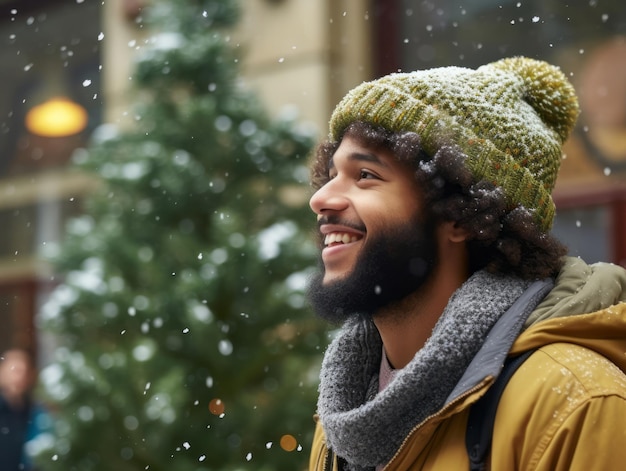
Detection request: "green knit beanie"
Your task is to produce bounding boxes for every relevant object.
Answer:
[329,57,580,231]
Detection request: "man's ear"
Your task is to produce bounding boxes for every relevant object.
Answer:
[439,220,470,243]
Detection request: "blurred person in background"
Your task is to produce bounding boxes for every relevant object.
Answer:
[0,348,37,470]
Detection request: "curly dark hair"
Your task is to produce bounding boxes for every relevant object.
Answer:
[310,121,567,280]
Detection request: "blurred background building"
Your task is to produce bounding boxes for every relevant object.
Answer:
[1,0,625,360]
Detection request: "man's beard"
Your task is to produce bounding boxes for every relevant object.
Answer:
[306,212,438,324]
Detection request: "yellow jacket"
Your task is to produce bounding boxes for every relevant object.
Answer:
[309,258,626,470]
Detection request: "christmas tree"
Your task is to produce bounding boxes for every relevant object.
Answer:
[34,1,327,469]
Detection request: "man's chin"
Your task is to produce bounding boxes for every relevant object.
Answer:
[306,271,360,324]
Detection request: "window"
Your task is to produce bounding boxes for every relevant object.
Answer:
[552,206,610,264]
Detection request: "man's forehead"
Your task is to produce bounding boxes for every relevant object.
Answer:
[329,139,390,169]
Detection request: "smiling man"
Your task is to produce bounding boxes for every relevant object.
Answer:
[308,137,440,325]
[306,57,626,471]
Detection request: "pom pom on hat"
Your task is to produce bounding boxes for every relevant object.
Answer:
[328,57,580,231]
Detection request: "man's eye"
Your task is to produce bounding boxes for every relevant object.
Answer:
[359,170,377,180]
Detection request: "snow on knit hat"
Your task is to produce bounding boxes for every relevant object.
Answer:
[329,57,579,231]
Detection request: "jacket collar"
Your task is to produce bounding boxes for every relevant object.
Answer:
[446,278,553,404]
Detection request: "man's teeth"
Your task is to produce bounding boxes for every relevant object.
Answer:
[324,233,359,246]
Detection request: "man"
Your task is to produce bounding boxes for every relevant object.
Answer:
[306,57,626,471]
[0,349,36,470]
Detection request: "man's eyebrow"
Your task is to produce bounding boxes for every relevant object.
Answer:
[328,151,389,169]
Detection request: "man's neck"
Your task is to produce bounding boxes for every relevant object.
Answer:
[373,263,468,370]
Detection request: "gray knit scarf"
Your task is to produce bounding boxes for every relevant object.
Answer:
[317,270,532,470]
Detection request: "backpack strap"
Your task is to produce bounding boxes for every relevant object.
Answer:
[465,349,536,471]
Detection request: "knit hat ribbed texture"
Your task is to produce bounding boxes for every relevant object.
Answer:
[329,57,580,230]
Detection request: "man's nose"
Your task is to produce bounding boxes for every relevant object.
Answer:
[309,178,349,215]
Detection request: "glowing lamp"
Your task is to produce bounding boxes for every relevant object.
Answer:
[25,97,88,137]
